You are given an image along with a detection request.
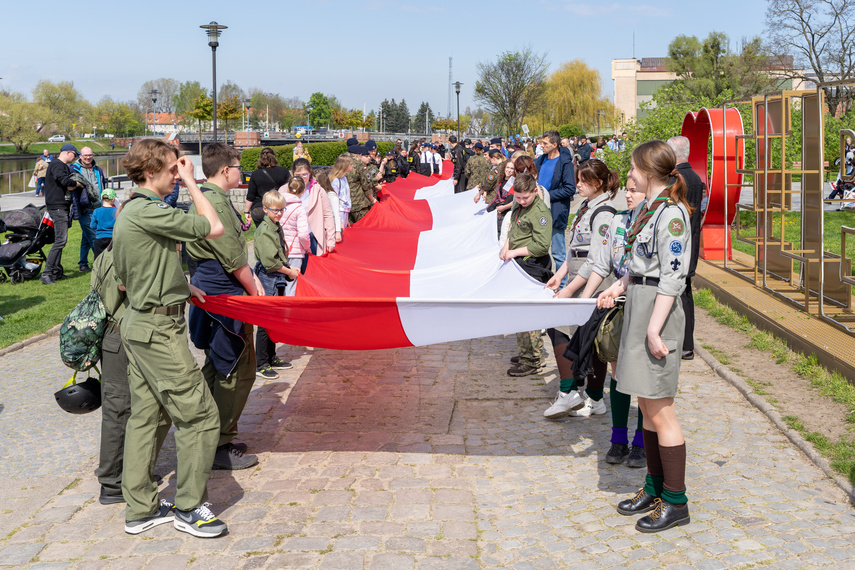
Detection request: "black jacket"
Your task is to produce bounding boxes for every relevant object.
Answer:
[44,159,78,210]
[247,166,291,209]
[564,307,611,381]
[677,162,705,276]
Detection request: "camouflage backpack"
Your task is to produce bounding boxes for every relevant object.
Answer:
[594,300,625,364]
[60,289,107,371]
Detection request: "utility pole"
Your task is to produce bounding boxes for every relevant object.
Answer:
[447,56,453,119]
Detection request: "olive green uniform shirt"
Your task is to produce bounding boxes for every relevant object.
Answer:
[508,195,552,258]
[464,154,490,190]
[185,182,248,272]
[254,215,289,273]
[481,162,503,204]
[113,188,211,310]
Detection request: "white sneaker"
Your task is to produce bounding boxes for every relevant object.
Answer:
[568,396,607,417]
[543,390,585,419]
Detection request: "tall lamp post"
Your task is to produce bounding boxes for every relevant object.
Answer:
[200,21,227,143]
[244,98,251,131]
[454,81,462,140]
[150,88,159,136]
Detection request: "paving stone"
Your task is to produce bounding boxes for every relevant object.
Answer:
[0,543,45,566]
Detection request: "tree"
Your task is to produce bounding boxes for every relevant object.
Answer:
[32,80,88,134]
[306,92,331,128]
[217,94,242,134]
[95,97,141,138]
[474,46,549,134]
[187,95,213,154]
[413,102,435,134]
[432,118,458,132]
[666,32,779,100]
[0,92,49,152]
[388,99,410,133]
[174,81,207,128]
[539,60,615,135]
[137,78,179,113]
[219,81,245,104]
[765,0,855,114]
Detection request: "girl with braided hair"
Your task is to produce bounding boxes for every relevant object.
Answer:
[598,140,693,533]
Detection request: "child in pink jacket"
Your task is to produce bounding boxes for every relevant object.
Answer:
[279,177,312,279]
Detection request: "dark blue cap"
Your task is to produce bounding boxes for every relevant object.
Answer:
[346,137,358,147]
[364,140,377,151]
[473,142,484,150]
[60,144,79,154]
[489,137,502,145]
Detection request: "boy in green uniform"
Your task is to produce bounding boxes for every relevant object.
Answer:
[347,149,375,223]
[465,142,490,191]
[113,139,227,537]
[253,191,300,379]
[499,173,553,376]
[186,143,263,471]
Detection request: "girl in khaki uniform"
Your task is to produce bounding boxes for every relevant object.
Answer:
[598,140,693,533]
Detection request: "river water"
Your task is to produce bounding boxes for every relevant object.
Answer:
[0,155,127,195]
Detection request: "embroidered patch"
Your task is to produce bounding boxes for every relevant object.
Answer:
[671,259,682,271]
[616,227,626,236]
[668,218,685,236]
[576,234,584,242]
[539,216,547,226]
[157,202,168,208]
[669,240,683,255]
[602,239,608,245]
[487,174,495,181]
[598,223,608,237]
[636,244,645,255]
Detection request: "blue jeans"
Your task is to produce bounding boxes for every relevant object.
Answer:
[36,178,45,196]
[551,228,568,288]
[45,207,69,279]
[78,209,95,267]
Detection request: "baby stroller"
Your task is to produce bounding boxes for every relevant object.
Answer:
[0,204,56,284]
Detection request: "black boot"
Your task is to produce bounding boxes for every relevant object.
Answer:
[635,499,690,533]
[616,488,657,515]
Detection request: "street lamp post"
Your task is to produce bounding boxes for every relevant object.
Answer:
[454,81,462,140]
[597,109,604,137]
[200,21,227,143]
[244,98,251,131]
[150,88,159,137]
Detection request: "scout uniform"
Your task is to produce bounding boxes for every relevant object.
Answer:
[92,250,171,503]
[464,153,490,191]
[507,195,552,371]
[347,155,373,223]
[615,193,691,400]
[591,203,644,281]
[254,215,292,371]
[185,182,256,449]
[566,191,618,288]
[113,188,219,522]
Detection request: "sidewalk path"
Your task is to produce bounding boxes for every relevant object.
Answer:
[1,331,854,569]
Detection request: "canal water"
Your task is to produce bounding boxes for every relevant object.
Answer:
[0,155,127,195]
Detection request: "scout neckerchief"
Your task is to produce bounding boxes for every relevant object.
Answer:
[618,187,672,273]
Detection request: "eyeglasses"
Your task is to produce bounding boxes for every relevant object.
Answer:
[265,207,285,213]
[81,154,94,158]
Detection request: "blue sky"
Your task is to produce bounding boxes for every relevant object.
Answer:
[1,0,769,115]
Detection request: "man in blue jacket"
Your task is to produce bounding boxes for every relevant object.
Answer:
[535,130,576,285]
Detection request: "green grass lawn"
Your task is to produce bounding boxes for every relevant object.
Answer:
[732,211,855,262]
[1,210,258,349]
[0,219,92,348]
[0,138,126,156]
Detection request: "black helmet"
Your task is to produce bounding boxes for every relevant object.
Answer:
[54,372,101,414]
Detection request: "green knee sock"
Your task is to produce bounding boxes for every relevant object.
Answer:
[643,474,664,497]
[661,488,688,505]
[609,378,630,429]
[559,378,575,392]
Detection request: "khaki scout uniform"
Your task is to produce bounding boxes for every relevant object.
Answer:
[566,192,618,286]
[113,188,218,521]
[464,153,490,191]
[186,182,256,448]
[347,156,373,223]
[507,195,552,369]
[615,197,691,400]
[591,203,644,281]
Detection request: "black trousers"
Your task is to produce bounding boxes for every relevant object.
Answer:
[681,276,695,352]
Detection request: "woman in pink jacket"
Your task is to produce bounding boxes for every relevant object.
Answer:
[278,177,312,276]
[291,158,336,256]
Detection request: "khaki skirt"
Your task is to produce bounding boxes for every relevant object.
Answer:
[615,282,685,399]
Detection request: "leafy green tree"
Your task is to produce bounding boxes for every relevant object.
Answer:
[0,92,49,152]
[188,95,213,154]
[474,46,549,134]
[32,80,88,134]
[390,99,410,133]
[174,81,207,128]
[95,97,140,138]
[136,78,180,113]
[666,32,778,100]
[544,60,613,130]
[413,102,435,134]
[306,92,331,129]
[217,94,243,134]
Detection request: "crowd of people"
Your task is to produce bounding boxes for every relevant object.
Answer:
[56,126,706,538]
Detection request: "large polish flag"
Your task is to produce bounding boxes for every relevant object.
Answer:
[196,164,596,350]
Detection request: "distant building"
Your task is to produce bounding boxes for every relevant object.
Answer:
[611,56,804,124]
[145,112,181,135]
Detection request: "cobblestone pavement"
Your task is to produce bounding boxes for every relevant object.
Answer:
[2,331,855,569]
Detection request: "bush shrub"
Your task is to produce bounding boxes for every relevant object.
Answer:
[558,124,586,139]
[241,141,394,171]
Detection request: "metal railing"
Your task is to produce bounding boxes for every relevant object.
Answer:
[1,157,127,195]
